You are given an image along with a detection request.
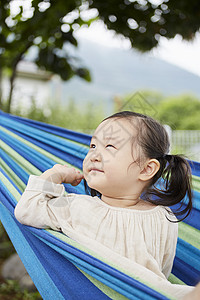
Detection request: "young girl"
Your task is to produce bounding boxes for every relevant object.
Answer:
[15,111,195,298]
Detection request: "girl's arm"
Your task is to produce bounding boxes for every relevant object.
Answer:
[14,165,84,229]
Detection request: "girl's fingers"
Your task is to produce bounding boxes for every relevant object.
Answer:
[53,165,84,184]
[71,178,83,186]
[77,173,84,178]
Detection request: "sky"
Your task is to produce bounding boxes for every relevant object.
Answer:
[75,21,200,77]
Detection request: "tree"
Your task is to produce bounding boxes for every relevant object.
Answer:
[156,95,200,130]
[119,91,200,130]
[1,0,200,112]
[114,90,163,115]
[0,0,93,111]
[91,0,200,51]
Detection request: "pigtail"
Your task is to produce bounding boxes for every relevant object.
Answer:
[146,154,193,221]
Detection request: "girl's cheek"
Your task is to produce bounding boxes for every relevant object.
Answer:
[83,153,88,165]
[82,159,86,172]
[82,156,89,173]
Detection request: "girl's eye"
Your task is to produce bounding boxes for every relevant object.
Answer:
[90,144,96,149]
[106,144,115,148]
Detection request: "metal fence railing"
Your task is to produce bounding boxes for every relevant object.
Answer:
[171,130,200,162]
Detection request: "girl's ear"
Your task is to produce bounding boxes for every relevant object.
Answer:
[139,159,160,182]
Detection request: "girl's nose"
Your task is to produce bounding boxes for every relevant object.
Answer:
[90,150,102,162]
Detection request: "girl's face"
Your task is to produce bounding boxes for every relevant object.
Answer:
[83,118,143,198]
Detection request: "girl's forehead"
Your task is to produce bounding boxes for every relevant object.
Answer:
[93,118,137,140]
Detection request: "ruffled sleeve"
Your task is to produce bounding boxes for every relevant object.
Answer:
[14,175,76,231]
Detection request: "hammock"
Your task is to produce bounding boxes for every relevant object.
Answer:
[0,110,200,300]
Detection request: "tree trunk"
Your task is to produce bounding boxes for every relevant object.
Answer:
[7,66,17,113]
[6,41,32,113]
[0,68,2,110]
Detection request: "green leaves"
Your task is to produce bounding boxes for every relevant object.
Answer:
[1,0,200,112]
[0,0,93,110]
[76,67,91,81]
[90,0,200,52]
[120,91,200,130]
[0,1,92,74]
[157,95,200,130]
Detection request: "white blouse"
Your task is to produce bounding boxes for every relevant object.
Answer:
[15,175,178,280]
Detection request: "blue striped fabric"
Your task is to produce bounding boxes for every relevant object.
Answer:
[1,110,200,299]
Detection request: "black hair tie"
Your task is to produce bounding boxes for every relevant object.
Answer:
[163,154,171,160]
[156,154,171,160]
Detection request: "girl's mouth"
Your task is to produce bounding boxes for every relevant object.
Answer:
[89,168,104,173]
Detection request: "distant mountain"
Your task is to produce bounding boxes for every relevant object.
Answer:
[59,38,200,109]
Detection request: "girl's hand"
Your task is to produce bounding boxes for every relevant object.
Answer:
[40,164,84,185]
[53,164,84,186]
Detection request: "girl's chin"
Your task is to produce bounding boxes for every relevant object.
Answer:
[88,184,103,195]
[88,184,100,192]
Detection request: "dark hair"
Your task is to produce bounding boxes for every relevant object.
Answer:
[84,111,193,221]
